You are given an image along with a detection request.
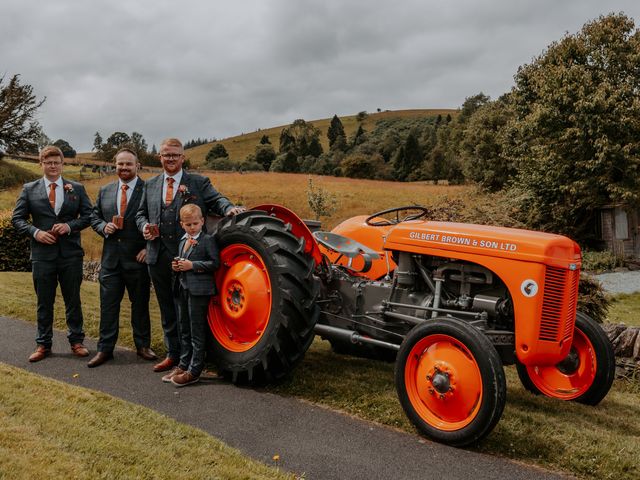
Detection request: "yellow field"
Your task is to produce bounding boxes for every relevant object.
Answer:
[184,109,456,166]
[1,164,470,260]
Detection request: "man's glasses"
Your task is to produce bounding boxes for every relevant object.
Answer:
[160,154,183,160]
[41,161,62,166]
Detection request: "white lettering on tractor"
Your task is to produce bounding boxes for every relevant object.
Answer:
[408,231,518,252]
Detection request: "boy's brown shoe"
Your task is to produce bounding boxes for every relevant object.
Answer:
[28,346,51,362]
[153,357,176,372]
[171,371,200,387]
[162,367,185,383]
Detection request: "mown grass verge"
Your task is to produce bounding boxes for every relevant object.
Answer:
[0,272,639,479]
[0,363,292,479]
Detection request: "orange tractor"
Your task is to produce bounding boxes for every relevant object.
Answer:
[207,205,614,447]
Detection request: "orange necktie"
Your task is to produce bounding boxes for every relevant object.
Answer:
[165,177,175,205]
[120,184,129,215]
[48,183,56,210]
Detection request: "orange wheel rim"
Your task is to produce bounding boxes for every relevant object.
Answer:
[405,334,483,431]
[209,244,272,352]
[525,327,596,400]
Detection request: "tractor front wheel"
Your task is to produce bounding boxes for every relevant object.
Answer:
[209,210,319,384]
[516,311,615,405]
[395,317,506,447]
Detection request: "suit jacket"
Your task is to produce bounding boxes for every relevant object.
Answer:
[90,178,147,270]
[12,178,92,261]
[175,233,220,296]
[135,170,233,264]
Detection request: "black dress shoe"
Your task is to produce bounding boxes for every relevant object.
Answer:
[87,351,113,368]
[137,347,158,361]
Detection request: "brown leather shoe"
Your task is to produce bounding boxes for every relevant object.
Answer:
[171,371,200,387]
[137,347,158,361]
[161,367,185,383]
[153,357,176,372]
[28,345,51,362]
[71,343,89,357]
[87,351,113,368]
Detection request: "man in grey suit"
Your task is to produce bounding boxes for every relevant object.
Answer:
[135,137,245,372]
[88,148,157,368]
[12,145,93,362]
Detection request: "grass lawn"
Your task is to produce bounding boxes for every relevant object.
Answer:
[0,272,638,480]
[608,292,640,327]
[0,363,291,479]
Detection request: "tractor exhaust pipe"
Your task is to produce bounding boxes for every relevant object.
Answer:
[314,324,400,351]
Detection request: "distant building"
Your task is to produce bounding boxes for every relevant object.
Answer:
[595,204,640,258]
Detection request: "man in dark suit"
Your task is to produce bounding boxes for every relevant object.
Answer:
[135,137,244,372]
[12,145,93,362]
[87,148,157,368]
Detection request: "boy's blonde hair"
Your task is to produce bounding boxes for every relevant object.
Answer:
[180,204,203,220]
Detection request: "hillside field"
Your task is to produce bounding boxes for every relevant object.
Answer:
[0,162,471,260]
[182,109,456,167]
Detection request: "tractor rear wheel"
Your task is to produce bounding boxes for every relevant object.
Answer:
[395,317,506,447]
[516,311,615,405]
[208,211,319,384]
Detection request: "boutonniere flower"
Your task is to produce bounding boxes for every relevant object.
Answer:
[64,183,74,193]
[179,184,197,202]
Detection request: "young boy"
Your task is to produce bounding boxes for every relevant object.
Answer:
[162,204,219,387]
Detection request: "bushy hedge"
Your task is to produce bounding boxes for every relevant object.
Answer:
[0,210,31,271]
[578,273,610,323]
[0,158,39,190]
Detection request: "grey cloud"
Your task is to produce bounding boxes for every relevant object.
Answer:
[1,0,639,150]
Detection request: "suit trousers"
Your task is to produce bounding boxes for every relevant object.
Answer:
[98,264,151,352]
[32,256,85,347]
[176,286,210,377]
[148,245,180,360]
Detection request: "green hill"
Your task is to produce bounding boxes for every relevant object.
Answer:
[185,109,456,167]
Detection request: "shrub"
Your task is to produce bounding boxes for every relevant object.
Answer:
[306,178,337,220]
[581,250,625,273]
[238,158,262,172]
[270,152,300,173]
[341,153,390,179]
[577,274,610,324]
[0,159,39,189]
[207,157,234,171]
[0,210,31,271]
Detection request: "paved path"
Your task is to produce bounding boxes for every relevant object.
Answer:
[593,270,640,294]
[0,316,565,480]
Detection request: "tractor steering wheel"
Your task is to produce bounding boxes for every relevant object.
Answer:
[365,206,430,226]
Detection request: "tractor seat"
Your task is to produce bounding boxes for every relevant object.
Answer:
[313,231,380,273]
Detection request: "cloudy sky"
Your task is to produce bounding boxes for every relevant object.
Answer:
[2,1,639,152]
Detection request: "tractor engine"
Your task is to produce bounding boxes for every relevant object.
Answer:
[318,252,515,362]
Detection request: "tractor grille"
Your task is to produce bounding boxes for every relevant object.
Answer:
[539,267,579,343]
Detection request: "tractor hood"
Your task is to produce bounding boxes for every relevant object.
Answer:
[385,221,581,269]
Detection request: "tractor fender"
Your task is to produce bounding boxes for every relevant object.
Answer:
[251,204,323,267]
